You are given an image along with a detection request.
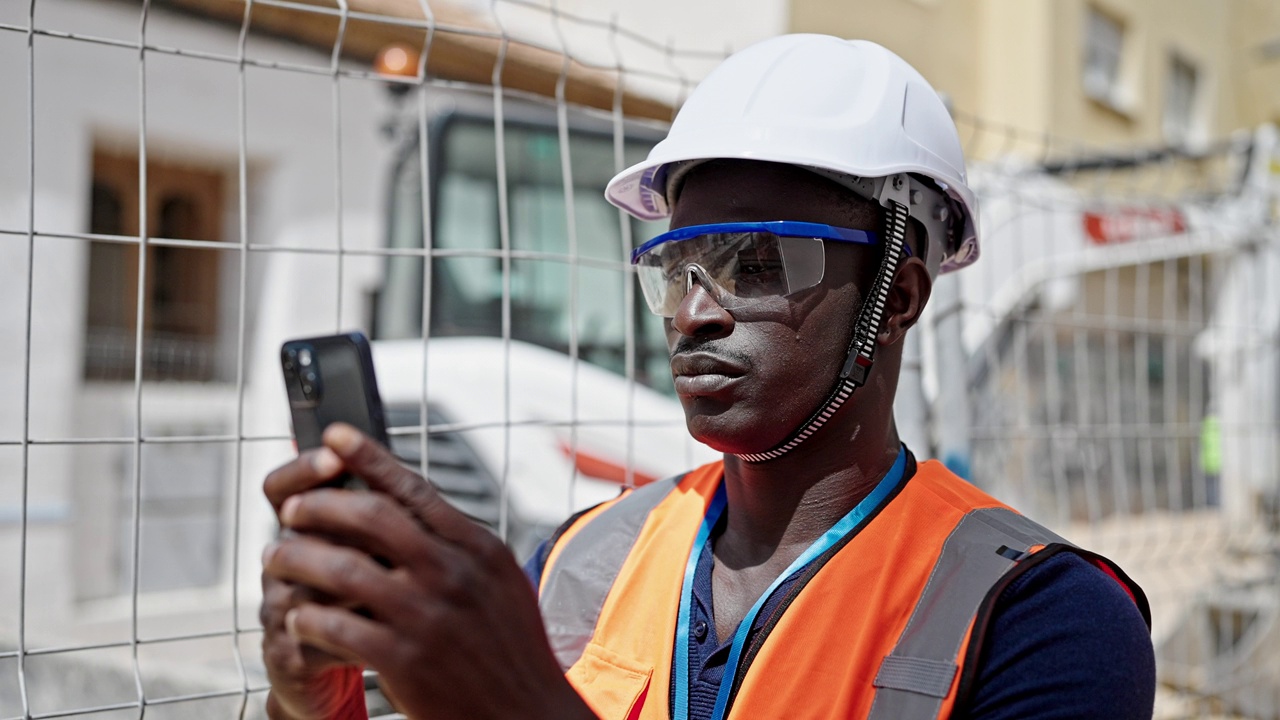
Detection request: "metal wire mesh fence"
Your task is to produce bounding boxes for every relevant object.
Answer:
[0,1,717,718]
[1,1,1278,719]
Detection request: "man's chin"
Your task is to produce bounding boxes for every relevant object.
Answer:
[684,411,793,457]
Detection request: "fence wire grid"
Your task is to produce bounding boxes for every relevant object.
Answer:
[1,1,1278,719]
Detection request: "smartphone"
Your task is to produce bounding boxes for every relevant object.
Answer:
[280,331,389,489]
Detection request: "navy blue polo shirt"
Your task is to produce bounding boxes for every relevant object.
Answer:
[526,475,1155,719]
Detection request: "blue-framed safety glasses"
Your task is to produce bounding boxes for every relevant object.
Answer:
[630,221,885,317]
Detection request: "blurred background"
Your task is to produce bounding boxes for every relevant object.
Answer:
[0,0,1278,717]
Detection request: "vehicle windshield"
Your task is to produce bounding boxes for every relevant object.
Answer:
[374,116,674,395]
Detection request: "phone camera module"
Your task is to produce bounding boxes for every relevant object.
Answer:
[282,342,321,403]
[301,369,320,400]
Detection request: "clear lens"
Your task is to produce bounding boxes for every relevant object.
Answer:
[634,232,825,316]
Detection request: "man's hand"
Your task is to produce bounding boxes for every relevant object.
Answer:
[261,424,595,720]
[261,447,367,720]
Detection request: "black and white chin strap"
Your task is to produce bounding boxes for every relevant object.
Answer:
[734,192,909,464]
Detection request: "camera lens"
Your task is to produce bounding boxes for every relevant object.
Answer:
[301,383,313,395]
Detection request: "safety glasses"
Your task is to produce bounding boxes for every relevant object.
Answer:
[630,221,886,317]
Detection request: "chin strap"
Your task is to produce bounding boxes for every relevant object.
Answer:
[734,183,909,464]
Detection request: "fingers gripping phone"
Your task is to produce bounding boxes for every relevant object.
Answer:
[280,332,390,490]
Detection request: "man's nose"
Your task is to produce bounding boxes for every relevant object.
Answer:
[671,265,735,339]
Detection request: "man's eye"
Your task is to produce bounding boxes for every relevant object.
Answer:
[736,253,781,275]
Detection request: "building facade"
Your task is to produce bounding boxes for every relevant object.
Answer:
[790,0,1280,153]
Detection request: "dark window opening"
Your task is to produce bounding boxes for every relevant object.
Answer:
[84,149,226,382]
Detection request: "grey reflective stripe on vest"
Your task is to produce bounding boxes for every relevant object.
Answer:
[539,476,681,670]
[866,508,1068,720]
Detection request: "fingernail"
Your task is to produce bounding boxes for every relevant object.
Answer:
[312,448,341,477]
[284,609,299,638]
[262,543,278,567]
[325,423,361,454]
[281,496,301,525]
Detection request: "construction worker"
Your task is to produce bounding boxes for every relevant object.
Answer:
[259,35,1155,719]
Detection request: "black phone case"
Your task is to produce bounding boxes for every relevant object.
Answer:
[281,332,390,463]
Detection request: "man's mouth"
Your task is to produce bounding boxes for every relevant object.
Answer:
[670,352,747,396]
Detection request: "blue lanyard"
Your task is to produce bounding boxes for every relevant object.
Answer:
[672,446,908,720]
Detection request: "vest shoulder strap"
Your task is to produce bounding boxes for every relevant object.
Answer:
[540,475,682,670]
[867,507,1069,720]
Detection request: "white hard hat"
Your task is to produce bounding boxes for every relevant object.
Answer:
[605,34,979,274]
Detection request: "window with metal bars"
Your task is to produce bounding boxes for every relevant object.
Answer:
[84,148,227,383]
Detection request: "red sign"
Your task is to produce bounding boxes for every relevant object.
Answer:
[1083,207,1187,245]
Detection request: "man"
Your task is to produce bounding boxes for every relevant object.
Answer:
[260,35,1155,719]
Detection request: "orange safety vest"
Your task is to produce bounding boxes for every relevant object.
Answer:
[538,458,1149,720]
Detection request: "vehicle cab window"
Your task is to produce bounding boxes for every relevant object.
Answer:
[375,115,673,395]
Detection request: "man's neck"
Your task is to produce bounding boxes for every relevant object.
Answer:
[715,410,902,569]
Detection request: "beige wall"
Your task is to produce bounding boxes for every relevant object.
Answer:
[1228,0,1280,129]
[789,0,1280,159]
[788,0,984,112]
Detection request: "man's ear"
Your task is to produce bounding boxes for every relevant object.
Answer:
[878,255,931,346]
